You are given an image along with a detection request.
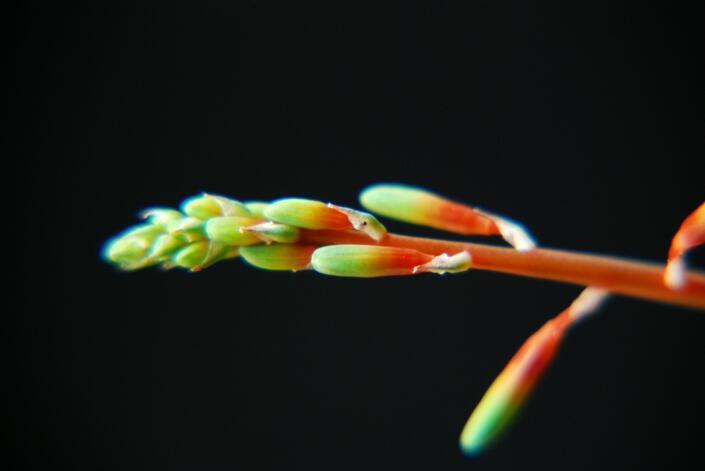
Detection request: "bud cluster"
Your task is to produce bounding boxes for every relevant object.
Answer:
[103,191,476,278]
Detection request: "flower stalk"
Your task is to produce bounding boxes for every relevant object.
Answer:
[297,229,705,310]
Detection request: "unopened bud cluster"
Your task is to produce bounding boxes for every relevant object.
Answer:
[103,192,472,277]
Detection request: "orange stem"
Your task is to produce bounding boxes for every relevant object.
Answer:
[299,230,705,310]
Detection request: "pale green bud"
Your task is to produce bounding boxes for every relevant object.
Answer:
[244,201,270,219]
[239,244,317,271]
[103,224,163,267]
[149,234,186,259]
[173,241,230,271]
[140,208,183,228]
[181,193,251,219]
[168,217,206,243]
[205,216,262,246]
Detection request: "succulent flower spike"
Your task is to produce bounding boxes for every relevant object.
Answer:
[181,193,251,220]
[240,244,318,271]
[244,201,270,219]
[359,184,536,251]
[459,288,609,455]
[264,198,386,241]
[310,245,471,278]
[205,216,263,246]
[665,201,705,290]
[240,221,301,244]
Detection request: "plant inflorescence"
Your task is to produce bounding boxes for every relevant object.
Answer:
[103,183,705,455]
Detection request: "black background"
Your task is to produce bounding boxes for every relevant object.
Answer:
[11,1,705,469]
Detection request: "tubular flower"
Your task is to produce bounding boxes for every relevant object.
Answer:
[311,245,471,278]
[264,198,386,241]
[360,183,535,251]
[181,193,252,219]
[665,202,705,289]
[459,288,609,455]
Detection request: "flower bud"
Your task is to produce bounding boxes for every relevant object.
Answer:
[244,201,270,219]
[181,193,251,220]
[140,208,184,228]
[459,288,608,455]
[205,216,262,246]
[102,224,163,267]
[360,184,535,251]
[665,201,705,289]
[312,245,471,278]
[264,198,386,240]
[240,221,300,244]
[240,244,317,271]
[265,198,350,230]
[168,217,206,243]
[149,234,185,259]
[173,240,230,271]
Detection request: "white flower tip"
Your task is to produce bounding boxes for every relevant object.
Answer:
[414,251,472,275]
[493,217,537,252]
[569,287,610,321]
[328,203,387,241]
[664,257,686,290]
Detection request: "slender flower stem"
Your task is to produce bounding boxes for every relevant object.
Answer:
[299,230,705,310]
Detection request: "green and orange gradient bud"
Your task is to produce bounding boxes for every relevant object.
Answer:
[239,244,318,271]
[459,288,609,455]
[264,198,387,241]
[311,245,471,278]
[181,193,251,219]
[665,202,705,289]
[360,184,536,251]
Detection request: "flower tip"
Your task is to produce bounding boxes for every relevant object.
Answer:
[328,203,387,241]
[414,251,472,274]
[492,216,537,252]
[459,431,486,457]
[182,193,251,219]
[664,257,686,290]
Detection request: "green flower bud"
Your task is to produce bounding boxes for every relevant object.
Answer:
[244,201,269,219]
[173,240,230,271]
[205,216,262,246]
[311,245,471,277]
[140,208,184,228]
[311,245,433,277]
[168,217,206,243]
[264,198,386,240]
[103,224,163,267]
[181,193,251,219]
[239,244,317,271]
[149,234,186,259]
